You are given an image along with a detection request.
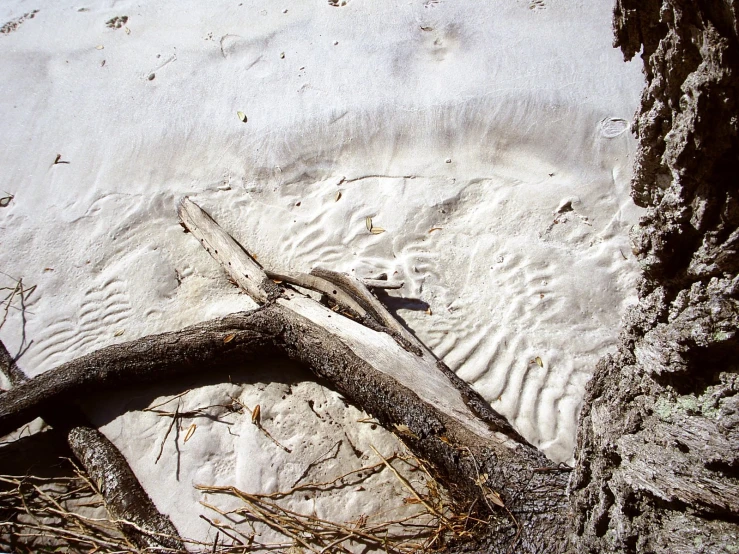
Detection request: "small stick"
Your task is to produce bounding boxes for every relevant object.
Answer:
[291,439,342,487]
[155,402,179,464]
[198,458,390,499]
[310,268,427,355]
[199,514,248,546]
[144,389,191,412]
[255,421,291,454]
[240,401,292,453]
[0,340,27,386]
[362,279,404,290]
[369,445,449,528]
[264,270,366,317]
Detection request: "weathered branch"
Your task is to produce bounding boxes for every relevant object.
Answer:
[178,200,570,551]
[0,341,25,386]
[178,196,278,303]
[310,267,427,355]
[0,341,185,552]
[0,310,282,438]
[264,269,367,317]
[361,277,404,290]
[67,426,185,551]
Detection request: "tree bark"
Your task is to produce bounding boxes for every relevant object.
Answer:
[567,1,739,552]
[0,312,282,439]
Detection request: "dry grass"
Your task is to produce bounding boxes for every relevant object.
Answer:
[0,459,246,553]
[0,446,490,553]
[0,461,134,553]
[0,273,35,363]
[196,445,490,553]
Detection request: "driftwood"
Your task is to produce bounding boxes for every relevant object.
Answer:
[0,341,184,552]
[177,197,570,550]
[0,198,570,552]
[66,426,185,551]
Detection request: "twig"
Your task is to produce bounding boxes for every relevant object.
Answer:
[144,389,191,411]
[239,401,292,454]
[155,401,179,464]
[291,439,342,487]
[14,278,33,361]
[370,445,450,530]
[199,514,249,547]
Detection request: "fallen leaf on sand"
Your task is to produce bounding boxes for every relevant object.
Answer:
[184,424,196,443]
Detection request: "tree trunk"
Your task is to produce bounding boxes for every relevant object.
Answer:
[567,1,739,551]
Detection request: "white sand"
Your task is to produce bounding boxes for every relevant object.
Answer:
[0,0,643,547]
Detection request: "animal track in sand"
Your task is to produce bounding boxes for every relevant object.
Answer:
[0,10,38,34]
[529,0,546,10]
[599,117,630,138]
[418,24,461,63]
[105,16,128,30]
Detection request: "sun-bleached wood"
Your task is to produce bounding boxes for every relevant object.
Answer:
[178,197,277,304]
[362,278,404,290]
[264,269,367,317]
[310,267,427,355]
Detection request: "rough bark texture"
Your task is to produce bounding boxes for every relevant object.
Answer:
[274,297,570,553]
[4,6,738,549]
[0,341,26,387]
[0,299,569,553]
[568,1,739,552]
[66,426,184,551]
